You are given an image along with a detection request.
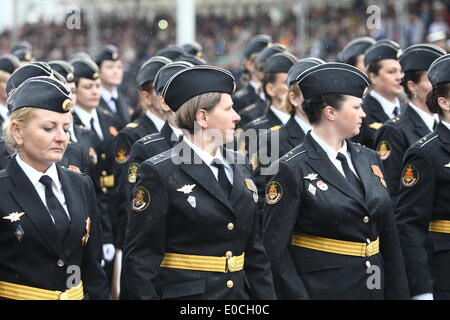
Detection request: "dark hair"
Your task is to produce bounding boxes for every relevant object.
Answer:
[346,55,359,68]
[140,80,154,94]
[302,94,346,124]
[366,60,383,77]
[426,82,450,115]
[401,70,426,100]
[283,83,301,116]
[261,72,279,103]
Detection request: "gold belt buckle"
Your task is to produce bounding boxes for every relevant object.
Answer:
[365,241,375,257]
[226,256,237,273]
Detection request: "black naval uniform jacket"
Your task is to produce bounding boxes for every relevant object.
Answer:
[58,142,90,175]
[262,133,409,300]
[0,139,9,170]
[122,140,276,300]
[73,109,122,245]
[373,105,432,200]
[99,94,130,129]
[237,99,266,129]
[0,158,109,299]
[353,94,391,149]
[232,82,264,114]
[395,123,450,298]
[111,116,161,249]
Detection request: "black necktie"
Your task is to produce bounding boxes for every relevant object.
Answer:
[40,175,70,242]
[111,97,119,114]
[433,120,438,131]
[212,160,232,196]
[336,153,365,198]
[393,106,399,117]
[90,117,102,142]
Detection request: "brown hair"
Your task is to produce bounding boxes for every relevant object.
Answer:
[175,92,222,133]
[426,82,450,115]
[283,83,301,116]
[402,70,427,100]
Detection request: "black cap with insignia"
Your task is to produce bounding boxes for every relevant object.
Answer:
[6,61,53,96]
[242,34,272,59]
[428,53,450,87]
[254,44,286,72]
[296,62,370,100]
[156,45,186,60]
[182,41,203,57]
[7,76,71,114]
[154,61,193,95]
[287,57,325,85]
[364,39,401,67]
[399,44,446,73]
[12,41,34,62]
[95,44,120,67]
[337,37,376,63]
[72,58,100,81]
[48,60,76,83]
[162,65,235,111]
[136,56,172,87]
[265,52,297,73]
[0,54,20,74]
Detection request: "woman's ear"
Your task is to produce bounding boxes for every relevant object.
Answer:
[265,82,275,98]
[195,109,208,129]
[288,91,299,107]
[437,96,450,112]
[406,80,417,98]
[10,121,24,147]
[323,105,336,122]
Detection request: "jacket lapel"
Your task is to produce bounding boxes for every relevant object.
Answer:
[303,134,367,210]
[58,166,86,256]
[160,122,179,147]
[347,142,372,210]
[7,158,62,256]
[406,105,432,138]
[224,150,245,208]
[286,117,306,149]
[141,114,158,134]
[365,95,390,123]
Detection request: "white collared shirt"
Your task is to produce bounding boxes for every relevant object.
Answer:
[168,123,184,139]
[68,122,78,143]
[146,110,165,132]
[100,87,119,114]
[16,154,70,222]
[370,90,400,119]
[0,104,9,123]
[310,130,360,179]
[294,115,312,135]
[182,136,233,184]
[408,103,439,132]
[73,106,104,141]
[270,106,290,125]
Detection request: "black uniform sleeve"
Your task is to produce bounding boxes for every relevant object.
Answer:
[122,161,169,299]
[395,146,436,296]
[262,160,309,299]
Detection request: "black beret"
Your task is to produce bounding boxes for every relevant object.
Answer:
[174,53,207,66]
[182,42,203,57]
[265,52,297,73]
[337,37,376,63]
[162,65,235,112]
[12,41,33,62]
[48,60,76,83]
[287,57,325,85]
[364,39,401,67]
[95,45,120,66]
[0,55,20,74]
[428,53,450,87]
[7,76,71,114]
[254,44,286,72]
[136,56,172,87]
[72,58,100,80]
[154,61,193,95]
[399,44,446,72]
[6,62,53,96]
[243,34,272,59]
[156,45,186,60]
[296,62,370,100]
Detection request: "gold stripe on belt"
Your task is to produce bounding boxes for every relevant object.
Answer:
[0,280,84,300]
[160,252,245,273]
[429,220,450,234]
[292,233,380,257]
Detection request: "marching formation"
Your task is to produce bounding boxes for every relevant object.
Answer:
[0,34,449,300]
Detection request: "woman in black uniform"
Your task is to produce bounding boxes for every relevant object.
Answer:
[122,66,275,300]
[262,62,409,300]
[396,53,450,300]
[0,76,109,300]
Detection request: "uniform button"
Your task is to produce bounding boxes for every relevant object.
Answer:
[101,171,107,176]
[366,261,371,268]
[227,223,234,231]
[102,187,108,194]
[227,280,234,288]
[57,259,65,267]
[101,153,107,160]
[226,251,233,258]
[366,239,371,244]
[363,216,369,223]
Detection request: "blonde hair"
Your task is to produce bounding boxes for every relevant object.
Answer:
[2,107,37,155]
[175,92,222,134]
[283,83,301,116]
[0,70,10,83]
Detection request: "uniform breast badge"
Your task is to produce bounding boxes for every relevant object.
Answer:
[372,165,387,188]
[132,186,151,212]
[401,164,419,188]
[187,196,197,208]
[376,141,392,160]
[81,217,91,246]
[3,211,26,222]
[445,162,450,168]
[177,184,196,194]
[308,183,317,196]
[245,179,258,203]
[303,173,318,181]
[15,225,24,242]
[316,180,328,191]
[265,181,282,205]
